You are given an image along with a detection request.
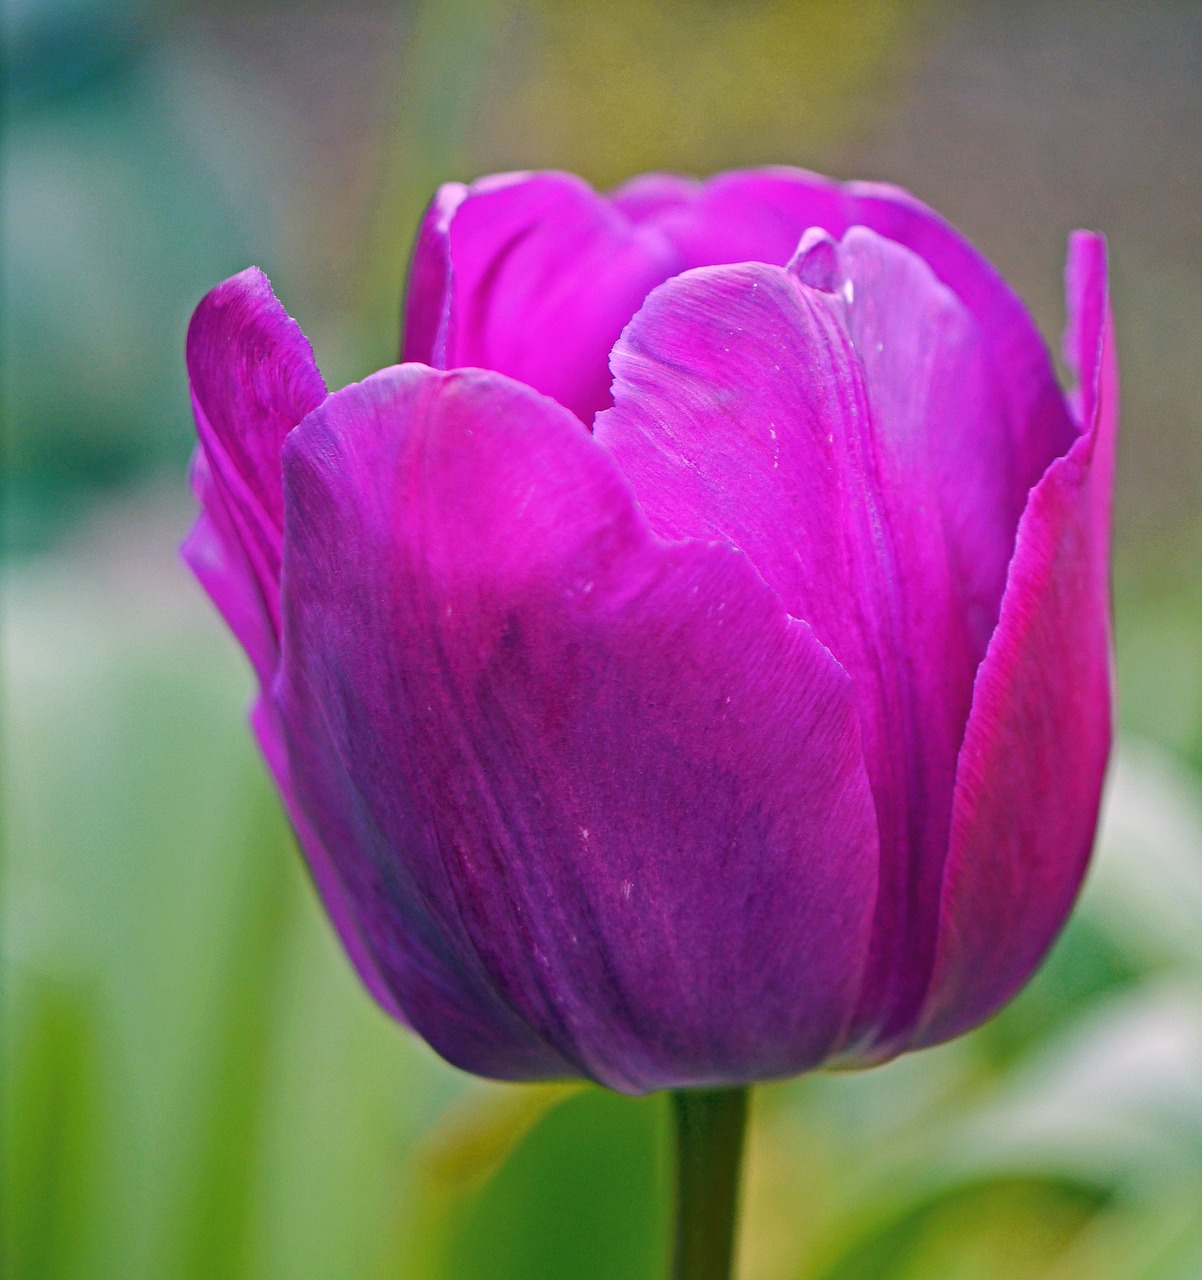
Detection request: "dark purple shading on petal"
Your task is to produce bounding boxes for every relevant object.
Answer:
[610,167,1078,498]
[912,233,1116,1048]
[276,364,879,1091]
[252,700,408,1024]
[596,228,1022,1050]
[184,267,327,672]
[400,172,681,423]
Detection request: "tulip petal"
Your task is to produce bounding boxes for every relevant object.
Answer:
[401,181,467,369]
[611,166,849,269]
[276,365,879,1091]
[251,700,409,1026]
[183,273,404,1021]
[846,180,1079,491]
[608,171,701,223]
[913,233,1116,1048]
[611,167,1077,494]
[184,268,327,670]
[400,172,680,423]
[596,228,1022,1048]
[182,452,278,686]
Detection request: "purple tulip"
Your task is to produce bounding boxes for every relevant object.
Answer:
[184,168,1116,1095]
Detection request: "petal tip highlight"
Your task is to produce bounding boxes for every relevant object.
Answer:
[788,228,843,293]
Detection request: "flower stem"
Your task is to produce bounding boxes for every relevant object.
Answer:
[669,1087,749,1280]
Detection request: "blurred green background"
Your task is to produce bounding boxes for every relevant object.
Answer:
[4,0,1202,1277]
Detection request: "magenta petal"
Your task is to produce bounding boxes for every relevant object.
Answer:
[401,182,467,369]
[619,166,851,268]
[400,172,680,423]
[620,168,1077,490]
[846,181,1079,492]
[828,228,1030,656]
[185,268,327,667]
[275,364,878,1091]
[181,270,403,1017]
[608,171,701,222]
[913,233,1117,1048]
[182,452,277,686]
[596,230,1024,1048]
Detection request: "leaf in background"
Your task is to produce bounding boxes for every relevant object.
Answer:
[807,1176,1106,1280]
[1129,1205,1202,1280]
[169,781,299,1280]
[369,1082,578,1279]
[416,1083,582,1193]
[428,1087,669,1280]
[2,980,103,1280]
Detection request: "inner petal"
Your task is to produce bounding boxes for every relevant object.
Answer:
[402,172,682,424]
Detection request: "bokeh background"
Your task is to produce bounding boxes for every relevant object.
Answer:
[4,1,1202,1276]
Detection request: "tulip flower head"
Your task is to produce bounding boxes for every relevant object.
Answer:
[185,169,1116,1095]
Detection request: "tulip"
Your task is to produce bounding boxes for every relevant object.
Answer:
[185,167,1115,1277]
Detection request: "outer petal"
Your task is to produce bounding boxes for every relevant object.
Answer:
[611,167,1078,496]
[912,233,1117,1047]
[184,267,327,672]
[251,700,408,1025]
[400,172,680,423]
[595,229,1020,1048]
[275,364,879,1092]
[182,451,278,686]
[183,271,404,1019]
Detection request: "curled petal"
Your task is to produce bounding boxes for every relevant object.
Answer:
[276,365,879,1091]
[185,268,326,667]
[183,271,397,1016]
[913,233,1116,1047]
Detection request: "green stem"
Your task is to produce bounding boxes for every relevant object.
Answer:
[669,1087,749,1280]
